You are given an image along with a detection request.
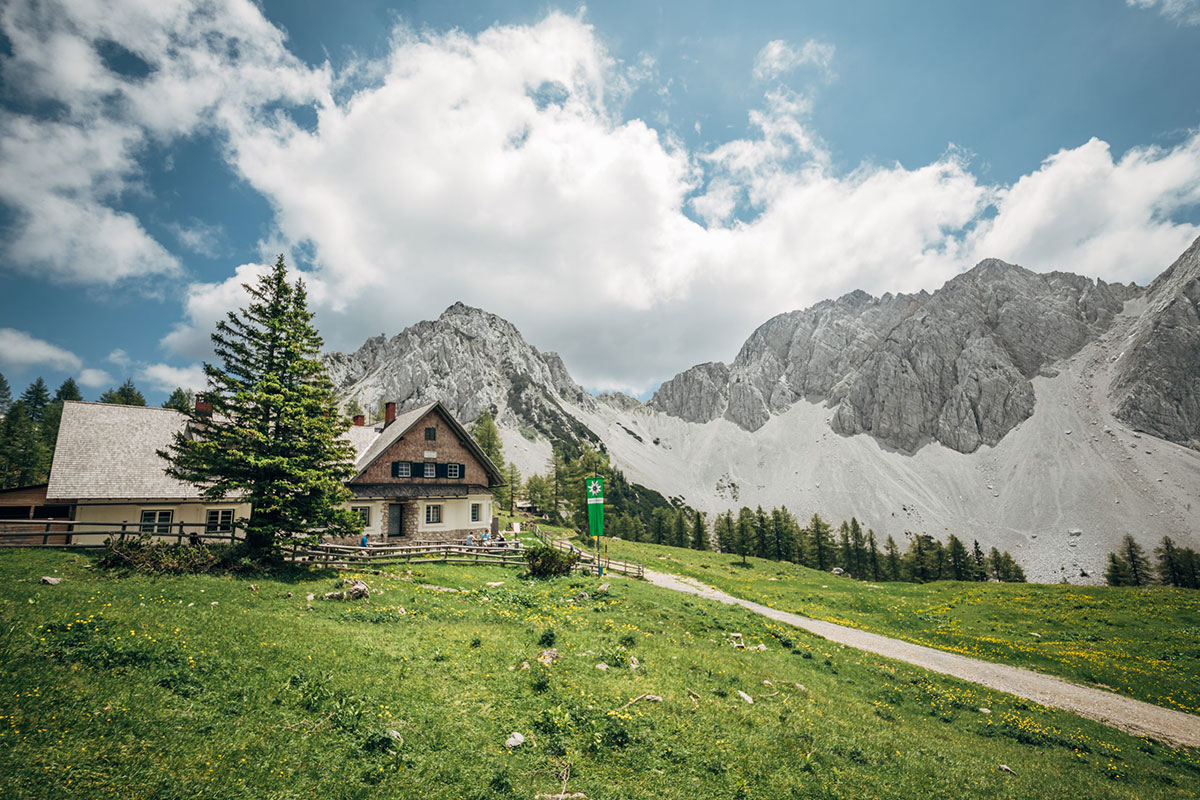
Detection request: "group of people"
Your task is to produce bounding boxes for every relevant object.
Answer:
[465,530,512,548]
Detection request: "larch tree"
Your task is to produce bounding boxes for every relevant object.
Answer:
[162,387,194,412]
[100,379,146,406]
[158,255,361,553]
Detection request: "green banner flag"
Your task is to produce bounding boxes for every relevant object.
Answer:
[586,477,604,538]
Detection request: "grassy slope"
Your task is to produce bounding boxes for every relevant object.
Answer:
[591,535,1200,716]
[2,550,1198,799]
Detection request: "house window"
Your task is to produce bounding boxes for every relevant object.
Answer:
[425,504,442,524]
[448,463,461,479]
[424,426,437,441]
[424,462,435,478]
[140,509,172,534]
[205,508,234,533]
[352,506,371,527]
[395,462,411,478]
[471,503,480,523]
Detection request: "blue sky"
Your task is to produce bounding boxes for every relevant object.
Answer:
[1,0,1199,403]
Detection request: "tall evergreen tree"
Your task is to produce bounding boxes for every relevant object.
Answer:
[0,371,11,418]
[866,530,881,581]
[53,378,82,403]
[471,409,508,509]
[734,507,755,565]
[19,378,51,422]
[946,535,970,581]
[99,379,146,406]
[971,539,987,581]
[849,518,866,577]
[162,387,195,413]
[0,402,51,488]
[344,397,364,420]
[545,448,565,523]
[1120,534,1151,587]
[884,535,902,581]
[506,463,522,514]
[715,511,735,553]
[807,513,835,571]
[753,505,771,558]
[690,510,708,550]
[158,255,360,552]
[1104,552,1134,586]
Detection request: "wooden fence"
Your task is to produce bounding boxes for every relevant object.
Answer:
[0,519,245,548]
[529,525,645,578]
[297,541,527,569]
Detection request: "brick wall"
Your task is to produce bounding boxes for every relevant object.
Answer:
[354,408,492,487]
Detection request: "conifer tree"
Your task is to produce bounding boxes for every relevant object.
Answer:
[158,255,360,552]
[866,530,881,581]
[735,507,755,565]
[946,535,970,581]
[837,521,852,573]
[162,387,194,413]
[690,509,708,550]
[0,402,50,488]
[753,505,771,558]
[41,378,83,455]
[99,379,146,406]
[807,513,835,571]
[1120,534,1151,587]
[471,409,509,509]
[344,397,364,420]
[715,511,735,553]
[884,534,902,581]
[971,539,987,581]
[1104,552,1134,586]
[19,378,51,422]
[0,372,11,418]
[671,509,688,548]
[849,518,866,577]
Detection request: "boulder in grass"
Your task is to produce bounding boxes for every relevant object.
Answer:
[537,648,560,666]
[39,576,63,585]
[737,690,754,704]
[505,732,525,748]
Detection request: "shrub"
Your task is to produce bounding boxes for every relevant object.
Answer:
[524,545,579,578]
[98,534,264,574]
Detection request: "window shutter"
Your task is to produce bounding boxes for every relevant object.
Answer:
[459,463,466,479]
[436,462,448,479]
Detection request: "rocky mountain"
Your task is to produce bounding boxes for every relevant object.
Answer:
[1110,236,1200,449]
[324,301,602,468]
[325,238,1200,582]
[649,262,1140,453]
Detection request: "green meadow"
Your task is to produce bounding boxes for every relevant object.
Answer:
[594,535,1200,716]
[1,548,1198,799]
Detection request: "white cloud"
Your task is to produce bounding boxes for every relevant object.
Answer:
[6,6,1200,394]
[138,362,207,393]
[752,39,835,81]
[0,328,82,371]
[78,368,113,388]
[169,219,224,258]
[0,0,326,284]
[1127,0,1200,25]
[106,349,131,369]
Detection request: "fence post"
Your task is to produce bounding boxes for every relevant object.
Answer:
[120,520,127,542]
[43,522,49,546]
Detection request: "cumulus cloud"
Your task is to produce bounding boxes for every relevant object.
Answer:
[78,368,113,388]
[1127,0,1200,25]
[0,328,82,371]
[6,5,1200,394]
[0,0,326,284]
[752,39,835,81]
[138,362,207,393]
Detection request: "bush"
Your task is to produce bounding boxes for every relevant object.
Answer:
[98,534,265,574]
[524,545,580,578]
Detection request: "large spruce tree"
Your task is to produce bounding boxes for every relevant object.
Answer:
[158,256,360,552]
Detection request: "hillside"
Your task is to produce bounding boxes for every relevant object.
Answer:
[2,549,1198,799]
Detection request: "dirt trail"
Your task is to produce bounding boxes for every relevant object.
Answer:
[644,569,1200,749]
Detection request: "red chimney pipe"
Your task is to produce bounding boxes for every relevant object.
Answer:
[384,402,396,427]
[353,414,365,427]
[195,394,212,417]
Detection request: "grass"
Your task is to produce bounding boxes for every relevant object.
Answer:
[1,548,1198,799]
[593,536,1200,716]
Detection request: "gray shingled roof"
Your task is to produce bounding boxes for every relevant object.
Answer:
[46,399,495,501]
[47,402,202,500]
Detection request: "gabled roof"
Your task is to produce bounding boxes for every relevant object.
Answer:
[351,401,504,487]
[46,402,202,500]
[45,399,502,501]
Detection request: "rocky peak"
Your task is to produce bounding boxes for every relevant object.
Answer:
[1110,235,1200,449]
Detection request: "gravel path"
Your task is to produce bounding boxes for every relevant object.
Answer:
[644,569,1200,749]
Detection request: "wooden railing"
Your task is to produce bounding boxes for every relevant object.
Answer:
[529,525,644,578]
[298,541,526,568]
[0,519,245,548]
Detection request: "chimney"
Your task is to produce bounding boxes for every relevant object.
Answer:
[194,394,212,417]
[384,401,397,427]
[352,414,365,427]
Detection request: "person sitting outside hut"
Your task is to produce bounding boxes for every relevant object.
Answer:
[466,531,475,547]
[481,530,491,547]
